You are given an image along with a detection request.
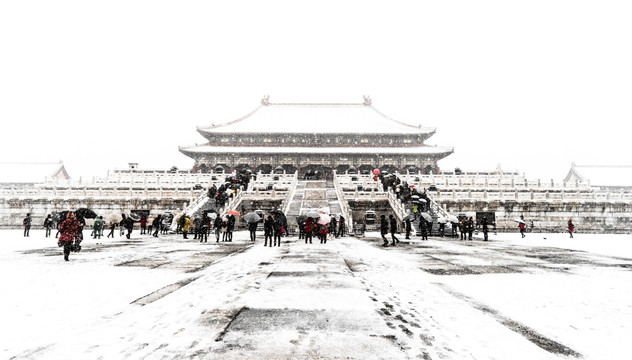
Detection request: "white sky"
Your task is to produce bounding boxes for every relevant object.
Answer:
[1,1,630,181]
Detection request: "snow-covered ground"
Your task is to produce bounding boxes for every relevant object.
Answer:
[2,229,631,359]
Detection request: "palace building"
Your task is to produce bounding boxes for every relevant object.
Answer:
[179,96,454,177]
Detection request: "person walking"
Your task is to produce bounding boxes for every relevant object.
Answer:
[93,216,104,239]
[107,221,116,238]
[214,215,223,242]
[152,214,162,237]
[44,214,53,238]
[467,217,474,241]
[460,219,467,240]
[182,215,190,239]
[304,217,313,244]
[201,213,210,242]
[389,215,399,246]
[23,213,32,237]
[248,220,257,242]
[438,222,445,237]
[519,221,526,238]
[338,215,346,237]
[192,216,201,240]
[419,218,428,241]
[227,214,236,242]
[568,218,575,238]
[380,215,389,247]
[264,215,274,246]
[320,223,329,244]
[482,217,489,241]
[121,214,134,239]
[57,212,79,261]
[329,215,337,239]
[140,216,147,235]
[273,215,283,246]
[404,218,412,240]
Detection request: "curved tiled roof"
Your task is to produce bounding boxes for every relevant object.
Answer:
[180,145,454,157]
[197,102,435,135]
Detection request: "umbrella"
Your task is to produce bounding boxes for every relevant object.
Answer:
[128,213,141,222]
[209,212,218,220]
[106,213,122,224]
[317,214,331,225]
[243,212,261,224]
[296,215,307,224]
[514,218,526,224]
[373,168,380,176]
[437,217,448,224]
[447,215,459,223]
[403,213,415,221]
[75,208,97,219]
[411,195,420,201]
[304,210,320,218]
[227,209,240,216]
[420,213,433,222]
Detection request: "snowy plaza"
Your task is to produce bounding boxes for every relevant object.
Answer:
[3,230,632,360]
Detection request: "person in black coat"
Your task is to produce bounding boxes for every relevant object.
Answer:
[404,218,412,239]
[482,217,489,241]
[273,215,283,247]
[214,216,223,242]
[380,215,389,247]
[467,217,474,241]
[419,218,428,241]
[152,214,162,237]
[338,216,346,237]
[389,215,399,246]
[264,215,274,246]
[248,221,257,242]
[227,214,236,242]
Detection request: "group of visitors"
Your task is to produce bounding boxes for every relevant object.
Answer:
[297,215,346,245]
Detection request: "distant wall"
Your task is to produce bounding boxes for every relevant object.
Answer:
[0,198,187,228]
[438,200,632,234]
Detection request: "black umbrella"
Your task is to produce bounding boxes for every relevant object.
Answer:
[243,212,261,224]
[128,213,141,222]
[75,208,97,219]
[296,215,307,224]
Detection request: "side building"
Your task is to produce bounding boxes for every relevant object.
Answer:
[179,96,454,178]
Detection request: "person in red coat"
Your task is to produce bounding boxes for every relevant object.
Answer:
[304,217,313,244]
[58,212,79,261]
[519,222,526,238]
[568,219,575,238]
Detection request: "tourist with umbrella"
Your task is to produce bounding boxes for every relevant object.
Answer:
[244,212,261,243]
[181,214,191,239]
[515,218,526,238]
[226,210,239,242]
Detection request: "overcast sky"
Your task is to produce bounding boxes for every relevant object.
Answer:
[1,1,630,181]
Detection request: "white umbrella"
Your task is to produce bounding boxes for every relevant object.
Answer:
[106,213,122,223]
[437,217,448,224]
[514,218,526,224]
[420,213,432,222]
[447,215,459,222]
[317,214,331,225]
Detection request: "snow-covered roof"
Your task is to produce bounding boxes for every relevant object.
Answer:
[197,101,435,135]
[180,145,454,156]
[0,162,70,184]
[564,165,632,187]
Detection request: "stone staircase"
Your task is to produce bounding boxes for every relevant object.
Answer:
[285,180,347,227]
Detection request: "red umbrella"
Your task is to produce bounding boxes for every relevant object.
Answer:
[373,168,381,176]
[227,210,240,216]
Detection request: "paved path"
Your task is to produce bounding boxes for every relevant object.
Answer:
[7,231,632,359]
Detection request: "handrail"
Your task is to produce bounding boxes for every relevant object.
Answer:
[332,170,354,230]
[280,171,299,216]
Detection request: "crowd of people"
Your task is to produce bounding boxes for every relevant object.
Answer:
[297,214,346,245]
